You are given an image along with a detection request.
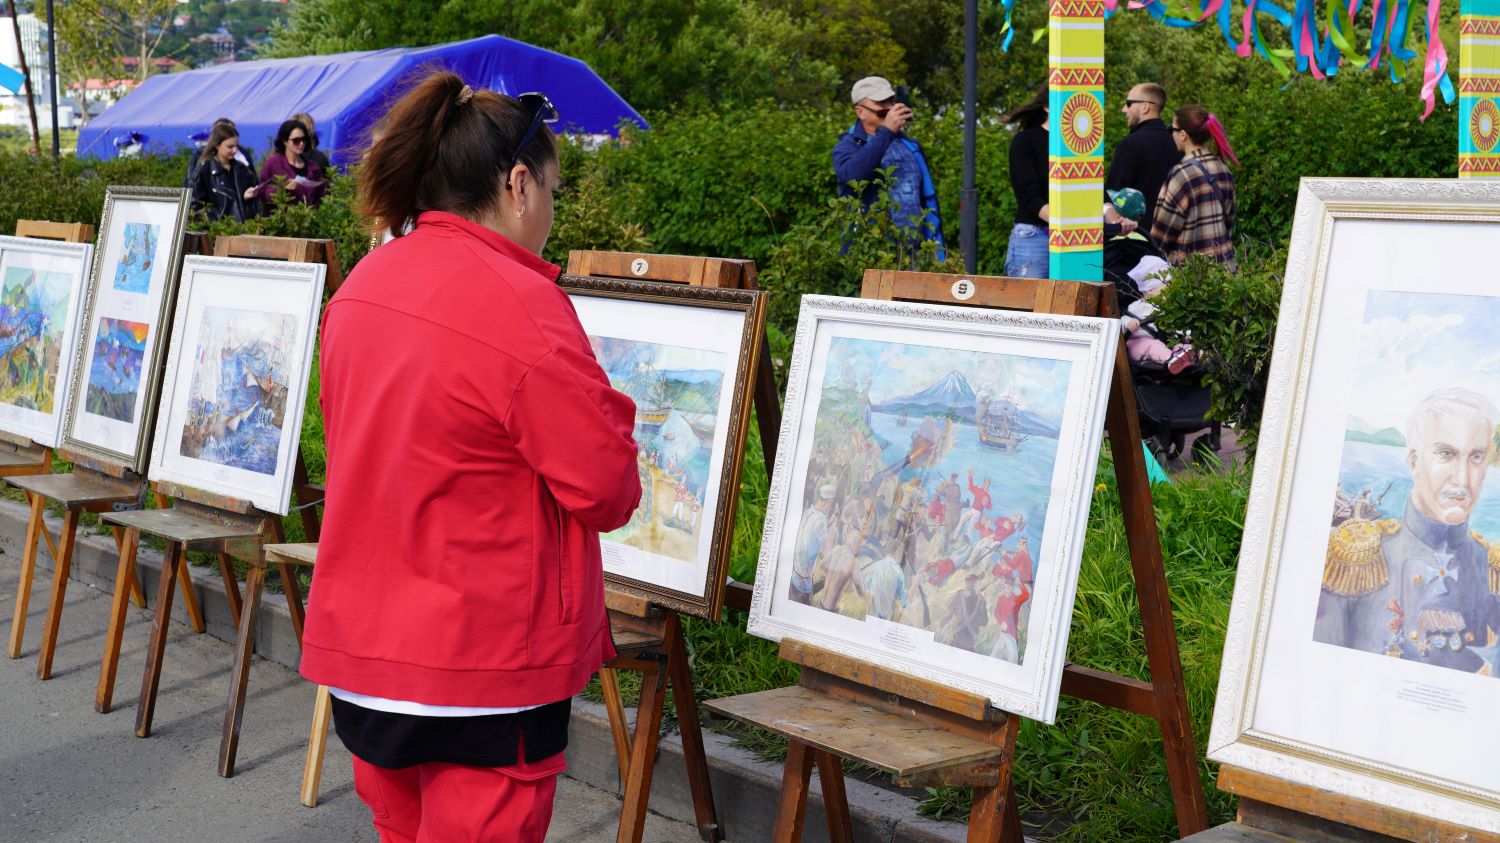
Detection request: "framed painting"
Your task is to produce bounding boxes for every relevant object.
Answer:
[148,256,325,515]
[747,295,1117,723]
[61,185,191,472]
[560,275,766,620]
[1210,179,1500,832]
[0,236,92,447]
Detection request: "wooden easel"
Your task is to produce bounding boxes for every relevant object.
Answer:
[705,270,1210,842]
[1181,766,1499,842]
[565,250,783,843]
[98,479,297,780]
[5,221,207,670]
[3,221,91,658]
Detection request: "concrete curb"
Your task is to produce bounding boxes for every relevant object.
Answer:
[0,495,975,843]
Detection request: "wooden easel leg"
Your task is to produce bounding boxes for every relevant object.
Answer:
[218,564,265,777]
[216,552,242,632]
[1103,342,1210,835]
[600,667,633,783]
[111,527,146,609]
[278,561,305,645]
[813,750,852,843]
[6,492,46,659]
[772,738,816,842]
[300,684,332,808]
[35,508,80,680]
[617,658,667,843]
[176,555,205,634]
[666,620,722,842]
[293,454,322,542]
[96,527,141,713]
[32,491,59,565]
[135,540,183,738]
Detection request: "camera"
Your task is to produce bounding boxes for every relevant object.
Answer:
[894,85,911,107]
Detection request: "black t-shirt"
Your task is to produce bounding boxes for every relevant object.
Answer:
[291,161,308,179]
[331,696,572,770]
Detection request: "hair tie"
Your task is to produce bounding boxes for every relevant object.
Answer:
[1202,113,1240,166]
[456,85,474,106]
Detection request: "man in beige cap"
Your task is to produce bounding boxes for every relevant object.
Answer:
[833,76,946,259]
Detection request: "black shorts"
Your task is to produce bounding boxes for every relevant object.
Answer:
[331,696,571,770]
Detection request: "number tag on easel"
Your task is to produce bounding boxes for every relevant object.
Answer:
[951,278,975,301]
[631,258,650,276]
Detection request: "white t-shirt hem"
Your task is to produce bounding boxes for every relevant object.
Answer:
[328,687,544,718]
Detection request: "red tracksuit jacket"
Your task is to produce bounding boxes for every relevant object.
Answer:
[299,211,640,707]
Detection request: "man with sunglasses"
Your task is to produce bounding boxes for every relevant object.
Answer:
[1105,82,1180,228]
[833,76,946,259]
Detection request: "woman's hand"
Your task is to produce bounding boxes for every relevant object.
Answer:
[1038,203,1050,222]
[243,186,258,200]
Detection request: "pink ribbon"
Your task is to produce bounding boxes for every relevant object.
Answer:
[1204,113,1241,165]
[1418,0,1446,119]
[1238,0,1258,56]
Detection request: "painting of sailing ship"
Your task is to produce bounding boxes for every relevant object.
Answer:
[85,317,149,422]
[589,335,728,564]
[0,266,74,413]
[787,336,1072,665]
[178,306,295,476]
[111,223,158,294]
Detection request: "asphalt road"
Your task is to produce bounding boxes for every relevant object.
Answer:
[0,559,701,842]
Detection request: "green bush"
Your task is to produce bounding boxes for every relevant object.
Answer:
[1151,241,1285,452]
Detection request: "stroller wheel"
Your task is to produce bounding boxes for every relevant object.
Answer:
[1190,434,1222,468]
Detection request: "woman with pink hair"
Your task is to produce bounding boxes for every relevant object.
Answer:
[1151,104,1239,271]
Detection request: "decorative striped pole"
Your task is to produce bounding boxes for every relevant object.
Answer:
[1460,0,1500,177]
[1048,0,1106,281]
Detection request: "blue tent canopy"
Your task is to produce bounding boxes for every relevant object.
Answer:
[76,35,648,167]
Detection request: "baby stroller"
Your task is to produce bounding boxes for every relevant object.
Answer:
[1103,229,1222,465]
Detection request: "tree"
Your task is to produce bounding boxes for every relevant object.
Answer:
[4,0,40,155]
[54,0,177,84]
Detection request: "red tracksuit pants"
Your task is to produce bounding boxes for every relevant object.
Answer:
[351,752,565,843]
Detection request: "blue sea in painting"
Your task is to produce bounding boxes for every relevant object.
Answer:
[111,223,158,294]
[179,307,296,476]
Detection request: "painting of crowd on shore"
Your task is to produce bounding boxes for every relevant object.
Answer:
[0,266,73,413]
[85,317,149,422]
[590,335,728,563]
[788,336,1073,665]
[179,307,296,476]
[111,223,158,294]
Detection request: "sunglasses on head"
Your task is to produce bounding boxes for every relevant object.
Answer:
[507,92,559,187]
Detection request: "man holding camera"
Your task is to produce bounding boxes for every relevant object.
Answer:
[833,76,946,259]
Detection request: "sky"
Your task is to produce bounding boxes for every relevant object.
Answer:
[826,336,1072,420]
[1347,291,1500,432]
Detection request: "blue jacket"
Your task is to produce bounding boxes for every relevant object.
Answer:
[832,124,945,257]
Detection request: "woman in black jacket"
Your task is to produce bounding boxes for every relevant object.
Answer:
[190,123,260,222]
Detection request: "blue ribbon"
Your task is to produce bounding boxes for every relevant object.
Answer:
[0,63,23,94]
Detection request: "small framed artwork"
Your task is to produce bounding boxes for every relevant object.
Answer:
[1210,179,1500,832]
[0,235,92,447]
[62,185,191,472]
[747,295,1117,723]
[559,275,766,620]
[148,256,325,515]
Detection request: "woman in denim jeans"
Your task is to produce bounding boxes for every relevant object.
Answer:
[1003,88,1051,278]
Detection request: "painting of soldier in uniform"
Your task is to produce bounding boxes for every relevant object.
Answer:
[589,335,728,564]
[111,223,158,294]
[84,317,149,422]
[0,266,74,413]
[786,335,1072,665]
[1315,291,1500,677]
[177,307,296,476]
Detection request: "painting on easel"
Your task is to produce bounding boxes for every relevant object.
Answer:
[748,295,1117,723]
[149,256,324,514]
[63,185,191,472]
[0,236,91,447]
[1211,179,1500,834]
[559,275,766,619]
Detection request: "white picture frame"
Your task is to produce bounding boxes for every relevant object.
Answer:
[0,235,92,447]
[62,185,191,472]
[1209,178,1500,832]
[560,275,766,620]
[747,295,1117,723]
[147,256,325,515]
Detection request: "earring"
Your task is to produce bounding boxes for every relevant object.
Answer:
[515,208,525,219]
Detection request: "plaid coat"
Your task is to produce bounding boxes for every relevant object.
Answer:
[1151,149,1236,269]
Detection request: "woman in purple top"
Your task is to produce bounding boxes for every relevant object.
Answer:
[258,119,327,208]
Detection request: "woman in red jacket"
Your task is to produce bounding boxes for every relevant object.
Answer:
[300,72,641,842]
